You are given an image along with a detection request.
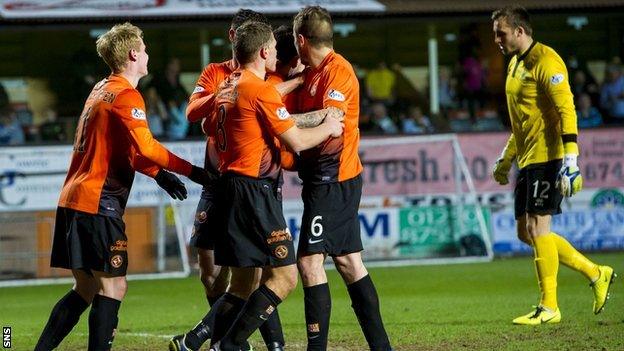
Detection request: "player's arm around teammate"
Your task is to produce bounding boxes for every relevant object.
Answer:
[208,21,342,351]
[292,6,393,351]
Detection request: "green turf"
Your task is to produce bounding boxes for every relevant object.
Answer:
[1,252,622,350]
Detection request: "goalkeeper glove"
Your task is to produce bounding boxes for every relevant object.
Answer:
[556,150,583,197]
[492,158,512,185]
[155,170,188,200]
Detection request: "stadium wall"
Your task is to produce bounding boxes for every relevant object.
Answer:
[0,130,622,261]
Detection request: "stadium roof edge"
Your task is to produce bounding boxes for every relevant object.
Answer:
[380,0,624,14]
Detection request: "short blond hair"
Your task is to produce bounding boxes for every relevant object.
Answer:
[96,22,143,73]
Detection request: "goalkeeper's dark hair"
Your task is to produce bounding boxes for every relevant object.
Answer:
[491,6,532,37]
[274,25,297,63]
[231,9,269,31]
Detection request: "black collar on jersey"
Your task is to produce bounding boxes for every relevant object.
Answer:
[517,40,537,62]
[512,41,537,78]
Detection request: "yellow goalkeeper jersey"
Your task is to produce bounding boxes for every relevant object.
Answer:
[503,41,578,169]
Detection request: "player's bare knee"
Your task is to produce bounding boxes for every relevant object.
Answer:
[297,254,325,285]
[265,265,298,299]
[333,253,367,284]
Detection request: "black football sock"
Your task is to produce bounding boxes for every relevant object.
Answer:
[181,293,225,350]
[259,307,285,348]
[206,293,246,347]
[88,294,121,351]
[34,289,89,351]
[347,275,391,351]
[303,283,331,351]
[208,293,223,306]
[220,285,282,350]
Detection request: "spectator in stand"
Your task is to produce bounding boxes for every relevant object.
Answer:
[154,57,189,140]
[144,86,167,138]
[402,106,434,134]
[576,93,603,128]
[370,102,398,134]
[571,70,599,106]
[0,81,9,115]
[39,108,66,142]
[366,62,396,106]
[0,110,25,145]
[439,68,457,115]
[358,105,378,134]
[599,63,624,122]
[459,49,486,123]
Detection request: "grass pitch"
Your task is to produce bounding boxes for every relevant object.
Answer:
[1,252,622,350]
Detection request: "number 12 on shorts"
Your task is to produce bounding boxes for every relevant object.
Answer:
[532,180,550,199]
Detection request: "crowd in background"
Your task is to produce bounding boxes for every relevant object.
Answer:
[1,51,624,146]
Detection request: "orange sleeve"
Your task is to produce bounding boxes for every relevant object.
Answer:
[321,66,351,113]
[256,84,296,136]
[131,151,160,178]
[113,89,193,176]
[187,64,220,122]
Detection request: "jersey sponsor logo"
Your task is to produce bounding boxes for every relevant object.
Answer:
[110,254,124,268]
[109,240,127,252]
[276,107,290,120]
[550,73,565,85]
[192,86,205,94]
[274,245,289,259]
[328,89,345,101]
[131,108,146,120]
[267,228,293,244]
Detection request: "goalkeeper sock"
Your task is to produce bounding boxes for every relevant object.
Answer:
[532,234,559,311]
[347,275,392,351]
[206,293,246,347]
[304,283,332,351]
[88,294,121,351]
[220,285,282,349]
[259,306,285,347]
[551,232,600,281]
[35,290,89,351]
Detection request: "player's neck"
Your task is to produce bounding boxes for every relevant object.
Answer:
[119,70,141,88]
[244,61,266,80]
[517,37,534,57]
[308,47,333,69]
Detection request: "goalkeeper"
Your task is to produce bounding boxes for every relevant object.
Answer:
[491,6,615,325]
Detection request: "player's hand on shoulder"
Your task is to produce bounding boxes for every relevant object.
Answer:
[154,170,188,200]
[492,158,512,185]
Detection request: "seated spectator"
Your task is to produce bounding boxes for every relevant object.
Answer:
[600,64,624,122]
[402,106,434,134]
[571,70,599,105]
[144,86,167,138]
[576,93,603,128]
[370,102,398,134]
[39,108,66,142]
[153,58,189,140]
[0,111,25,145]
